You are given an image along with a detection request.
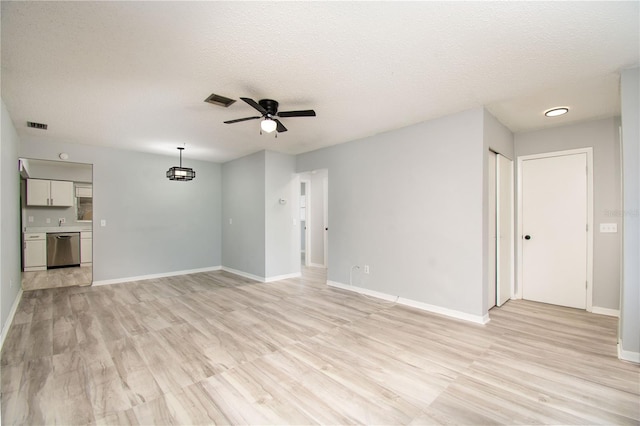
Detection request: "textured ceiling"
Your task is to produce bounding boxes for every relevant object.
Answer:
[1,1,638,163]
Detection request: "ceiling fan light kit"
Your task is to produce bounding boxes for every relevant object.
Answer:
[224,97,316,134]
[261,118,277,133]
[166,147,196,181]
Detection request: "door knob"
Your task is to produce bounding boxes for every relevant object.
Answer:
[524,235,531,240]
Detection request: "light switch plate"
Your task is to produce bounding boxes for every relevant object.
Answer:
[600,223,617,233]
[100,219,107,227]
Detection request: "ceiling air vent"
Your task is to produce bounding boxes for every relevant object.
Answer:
[27,121,48,130]
[204,93,236,108]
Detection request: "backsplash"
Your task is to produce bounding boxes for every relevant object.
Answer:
[23,205,86,228]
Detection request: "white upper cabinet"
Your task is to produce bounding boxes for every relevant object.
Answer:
[27,179,74,206]
[76,186,92,198]
[50,180,74,206]
[26,179,50,206]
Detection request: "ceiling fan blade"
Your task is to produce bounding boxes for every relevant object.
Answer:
[224,116,261,124]
[277,109,316,118]
[275,119,288,133]
[240,97,268,115]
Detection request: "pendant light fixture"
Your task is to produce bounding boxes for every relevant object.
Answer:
[166,147,196,181]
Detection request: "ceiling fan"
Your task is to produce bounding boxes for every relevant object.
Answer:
[224,97,316,133]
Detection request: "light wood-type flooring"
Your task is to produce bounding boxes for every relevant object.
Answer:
[1,267,639,425]
[22,265,92,291]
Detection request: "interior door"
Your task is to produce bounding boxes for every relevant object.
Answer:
[487,152,497,309]
[496,154,513,306]
[521,153,588,309]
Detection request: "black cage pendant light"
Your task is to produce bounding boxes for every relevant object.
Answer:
[166,147,196,181]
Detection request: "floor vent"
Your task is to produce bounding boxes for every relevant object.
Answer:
[27,121,48,130]
[204,93,236,107]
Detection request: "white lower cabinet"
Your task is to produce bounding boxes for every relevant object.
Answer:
[81,231,92,264]
[24,232,47,271]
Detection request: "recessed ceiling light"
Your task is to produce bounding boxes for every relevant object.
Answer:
[544,107,569,117]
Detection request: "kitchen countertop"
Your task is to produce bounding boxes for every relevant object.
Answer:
[24,226,93,233]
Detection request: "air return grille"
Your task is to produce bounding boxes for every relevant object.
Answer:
[27,121,48,130]
[204,93,236,107]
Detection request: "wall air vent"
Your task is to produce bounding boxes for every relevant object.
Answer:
[27,121,48,130]
[204,93,236,107]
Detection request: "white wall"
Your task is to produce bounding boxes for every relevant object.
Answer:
[620,67,639,361]
[515,117,622,311]
[221,150,266,278]
[1,100,22,339]
[297,107,486,319]
[19,139,222,282]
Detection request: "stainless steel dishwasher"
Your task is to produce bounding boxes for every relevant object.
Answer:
[47,232,80,268]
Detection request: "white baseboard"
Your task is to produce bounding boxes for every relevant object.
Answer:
[221,267,301,283]
[327,280,489,325]
[309,263,326,268]
[265,272,302,282]
[0,288,23,352]
[591,306,620,317]
[92,266,222,286]
[618,341,640,364]
[220,266,264,282]
[92,265,301,287]
[328,280,398,302]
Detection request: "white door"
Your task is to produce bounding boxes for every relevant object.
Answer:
[487,152,497,309]
[496,154,513,307]
[323,175,328,268]
[521,153,588,309]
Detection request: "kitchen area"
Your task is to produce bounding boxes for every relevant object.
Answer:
[20,158,93,290]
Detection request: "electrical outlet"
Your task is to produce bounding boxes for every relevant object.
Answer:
[364,265,370,274]
[46,218,51,224]
[28,216,34,223]
[59,218,66,224]
[600,223,617,233]
[100,219,107,227]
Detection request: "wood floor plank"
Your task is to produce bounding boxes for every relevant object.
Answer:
[106,337,164,405]
[2,267,638,425]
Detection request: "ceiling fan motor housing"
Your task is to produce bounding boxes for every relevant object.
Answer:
[259,99,279,116]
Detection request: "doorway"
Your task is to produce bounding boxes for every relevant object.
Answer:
[517,149,593,310]
[488,151,514,310]
[300,180,310,266]
[298,169,328,268]
[19,158,93,290]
